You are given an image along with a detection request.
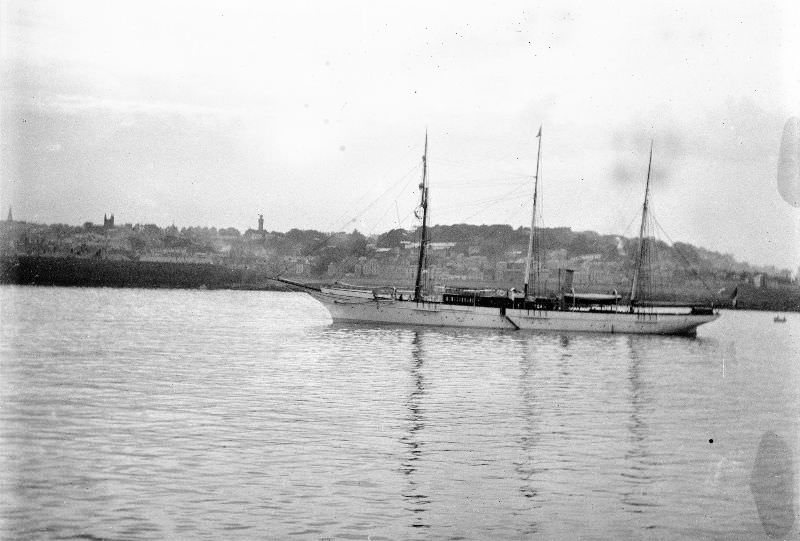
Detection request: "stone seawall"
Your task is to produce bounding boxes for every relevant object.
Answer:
[1,255,798,311]
[0,256,291,291]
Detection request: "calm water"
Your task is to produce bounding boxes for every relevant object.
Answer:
[1,286,798,540]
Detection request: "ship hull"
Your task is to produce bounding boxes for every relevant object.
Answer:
[309,292,718,336]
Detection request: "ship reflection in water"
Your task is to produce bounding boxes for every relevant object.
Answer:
[0,288,796,539]
[399,332,430,530]
[513,335,542,536]
[620,337,658,514]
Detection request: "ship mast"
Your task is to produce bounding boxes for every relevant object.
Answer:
[413,132,429,302]
[524,126,542,298]
[630,140,654,306]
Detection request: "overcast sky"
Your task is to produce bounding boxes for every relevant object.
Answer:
[1,1,798,270]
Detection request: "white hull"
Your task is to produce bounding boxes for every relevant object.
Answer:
[309,291,718,336]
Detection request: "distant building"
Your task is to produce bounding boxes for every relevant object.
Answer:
[243,214,267,241]
[6,207,12,222]
[103,213,115,228]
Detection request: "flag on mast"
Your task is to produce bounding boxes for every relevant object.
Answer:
[536,126,542,138]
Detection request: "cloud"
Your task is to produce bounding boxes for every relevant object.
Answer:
[609,122,687,189]
[50,94,246,119]
[2,1,796,269]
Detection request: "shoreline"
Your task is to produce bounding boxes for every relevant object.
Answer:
[1,255,797,312]
[0,255,292,291]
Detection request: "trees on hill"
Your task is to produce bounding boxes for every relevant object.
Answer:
[0,220,791,282]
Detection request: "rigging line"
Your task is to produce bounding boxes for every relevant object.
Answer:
[433,159,534,178]
[331,162,422,232]
[361,163,425,236]
[341,143,424,209]
[434,153,531,167]
[435,176,530,189]
[395,201,401,228]
[297,231,347,264]
[456,187,529,206]
[619,212,640,240]
[502,200,532,228]
[283,159,424,278]
[440,145,534,166]
[326,161,420,232]
[436,192,522,212]
[367,191,409,236]
[395,209,417,229]
[328,178,398,232]
[641,213,655,300]
[328,171,425,283]
[607,180,644,234]
[328,190,377,231]
[458,179,531,222]
[437,171,535,187]
[433,150,524,166]
[649,209,716,295]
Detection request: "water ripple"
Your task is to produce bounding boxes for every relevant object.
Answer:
[1,287,798,539]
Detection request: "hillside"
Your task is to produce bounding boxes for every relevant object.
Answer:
[1,219,797,310]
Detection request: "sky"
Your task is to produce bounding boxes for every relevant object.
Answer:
[1,0,799,271]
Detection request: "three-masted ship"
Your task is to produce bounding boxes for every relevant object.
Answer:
[277,130,719,335]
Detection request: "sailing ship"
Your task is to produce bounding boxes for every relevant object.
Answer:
[276,130,719,335]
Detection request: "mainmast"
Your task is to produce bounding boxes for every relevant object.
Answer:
[413,132,429,302]
[630,140,654,306]
[524,126,542,298]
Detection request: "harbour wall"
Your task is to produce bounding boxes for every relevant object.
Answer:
[1,255,797,311]
[0,256,291,291]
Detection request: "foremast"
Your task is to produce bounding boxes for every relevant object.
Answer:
[630,140,654,306]
[523,126,543,298]
[413,133,430,302]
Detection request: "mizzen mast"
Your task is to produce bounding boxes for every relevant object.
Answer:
[413,132,430,302]
[523,126,543,298]
[630,140,654,306]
